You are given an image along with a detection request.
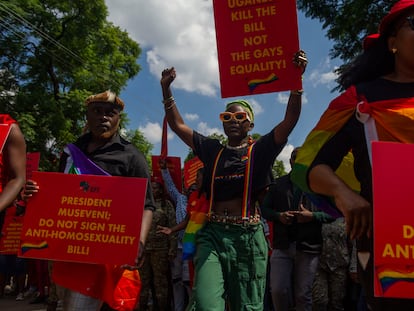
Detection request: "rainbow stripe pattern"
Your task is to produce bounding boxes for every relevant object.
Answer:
[248,73,278,92]
[182,195,208,260]
[377,266,414,293]
[291,85,414,217]
[21,241,48,254]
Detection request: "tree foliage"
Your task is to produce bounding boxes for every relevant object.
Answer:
[123,129,154,167]
[297,1,395,63]
[297,0,397,90]
[0,0,141,170]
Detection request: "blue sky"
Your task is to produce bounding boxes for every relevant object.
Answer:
[106,0,342,170]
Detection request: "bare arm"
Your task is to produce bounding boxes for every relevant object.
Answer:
[0,123,26,212]
[130,209,153,268]
[273,51,307,145]
[160,68,194,149]
[157,214,190,235]
[308,164,372,240]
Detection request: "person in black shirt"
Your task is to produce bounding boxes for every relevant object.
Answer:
[292,1,414,309]
[26,91,155,311]
[160,51,307,311]
[261,147,332,311]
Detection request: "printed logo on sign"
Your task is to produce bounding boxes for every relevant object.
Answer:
[79,181,99,193]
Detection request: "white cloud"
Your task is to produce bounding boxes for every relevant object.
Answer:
[184,113,199,121]
[196,122,224,136]
[309,57,338,88]
[139,121,174,144]
[106,0,219,96]
[276,92,308,105]
[249,98,263,116]
[276,144,295,172]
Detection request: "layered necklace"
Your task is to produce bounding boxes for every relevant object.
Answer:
[225,142,248,150]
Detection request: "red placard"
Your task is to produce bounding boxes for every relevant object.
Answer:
[26,152,40,180]
[0,152,41,254]
[372,141,414,298]
[152,155,182,192]
[19,172,147,265]
[183,157,204,190]
[0,124,11,152]
[213,0,302,98]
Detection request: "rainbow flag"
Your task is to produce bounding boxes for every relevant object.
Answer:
[291,85,414,217]
[182,191,208,260]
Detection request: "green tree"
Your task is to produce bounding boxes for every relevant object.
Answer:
[0,0,141,171]
[272,160,286,178]
[297,1,394,63]
[123,129,154,167]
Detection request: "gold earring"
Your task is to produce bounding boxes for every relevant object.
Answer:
[392,48,397,54]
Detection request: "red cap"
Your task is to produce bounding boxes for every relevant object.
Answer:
[363,1,414,51]
[379,0,414,34]
[362,33,380,51]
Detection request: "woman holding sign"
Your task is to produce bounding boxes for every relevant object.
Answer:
[291,1,414,309]
[160,51,307,311]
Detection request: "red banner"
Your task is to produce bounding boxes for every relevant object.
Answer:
[372,141,414,298]
[152,155,182,193]
[0,152,40,254]
[0,124,11,152]
[183,157,204,190]
[19,172,147,265]
[213,0,301,98]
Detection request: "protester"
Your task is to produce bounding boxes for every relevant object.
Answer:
[25,91,155,311]
[261,147,333,311]
[291,1,414,309]
[157,158,203,310]
[160,50,307,311]
[312,217,352,311]
[138,177,176,311]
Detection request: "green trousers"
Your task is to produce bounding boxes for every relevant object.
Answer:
[187,221,268,311]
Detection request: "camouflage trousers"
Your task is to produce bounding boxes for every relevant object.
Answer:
[138,250,171,311]
[312,266,347,311]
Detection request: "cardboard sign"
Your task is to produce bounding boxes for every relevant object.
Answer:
[372,141,414,298]
[0,152,41,254]
[213,0,302,97]
[152,155,182,192]
[19,172,147,265]
[183,157,204,190]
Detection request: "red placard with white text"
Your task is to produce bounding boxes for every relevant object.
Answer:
[372,141,414,298]
[19,172,147,265]
[0,152,40,254]
[213,0,302,97]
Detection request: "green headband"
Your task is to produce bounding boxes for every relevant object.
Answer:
[225,100,254,122]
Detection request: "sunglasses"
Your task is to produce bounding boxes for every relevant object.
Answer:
[219,111,250,122]
[406,16,414,30]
